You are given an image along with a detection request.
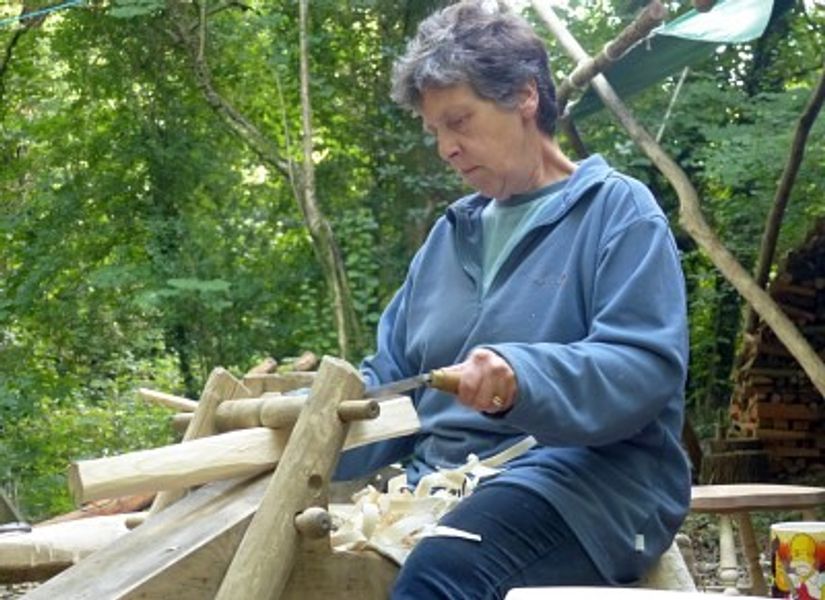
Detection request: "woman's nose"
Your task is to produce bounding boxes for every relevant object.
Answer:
[437,133,460,162]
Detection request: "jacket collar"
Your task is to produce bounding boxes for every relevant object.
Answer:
[446,153,613,228]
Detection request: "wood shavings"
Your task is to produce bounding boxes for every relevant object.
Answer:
[330,436,536,565]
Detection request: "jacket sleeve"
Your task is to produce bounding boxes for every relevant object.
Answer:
[334,262,421,481]
[488,214,688,447]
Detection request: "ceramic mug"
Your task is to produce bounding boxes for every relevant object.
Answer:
[770,521,825,599]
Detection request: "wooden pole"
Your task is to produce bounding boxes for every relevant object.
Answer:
[556,1,666,111]
[68,396,418,504]
[215,395,380,432]
[215,356,363,600]
[136,388,198,412]
[149,368,250,514]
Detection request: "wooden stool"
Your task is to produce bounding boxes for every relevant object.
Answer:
[690,484,825,596]
[506,588,766,599]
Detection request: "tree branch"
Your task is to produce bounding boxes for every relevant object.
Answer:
[531,1,825,396]
[556,1,666,113]
[169,1,290,177]
[745,59,825,333]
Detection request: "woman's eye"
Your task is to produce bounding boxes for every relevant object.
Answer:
[449,115,469,130]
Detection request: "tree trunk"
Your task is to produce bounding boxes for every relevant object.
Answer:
[744,61,825,333]
[297,0,362,359]
[169,1,362,359]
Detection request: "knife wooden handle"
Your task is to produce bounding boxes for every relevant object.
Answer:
[430,369,461,395]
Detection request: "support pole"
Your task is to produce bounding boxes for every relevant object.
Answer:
[215,356,364,600]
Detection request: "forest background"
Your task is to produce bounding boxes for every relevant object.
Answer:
[1,0,823,520]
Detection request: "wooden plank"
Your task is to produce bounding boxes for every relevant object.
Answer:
[215,356,363,600]
[24,475,267,600]
[691,484,825,513]
[281,547,397,600]
[69,397,419,504]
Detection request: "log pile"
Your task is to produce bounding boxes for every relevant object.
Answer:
[730,220,825,474]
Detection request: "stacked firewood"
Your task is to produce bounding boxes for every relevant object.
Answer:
[729,221,825,474]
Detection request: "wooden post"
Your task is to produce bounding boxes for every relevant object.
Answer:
[149,368,251,514]
[215,356,363,600]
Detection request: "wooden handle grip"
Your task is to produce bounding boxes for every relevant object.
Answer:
[430,369,461,395]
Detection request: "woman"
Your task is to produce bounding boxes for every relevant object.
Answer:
[336,2,691,597]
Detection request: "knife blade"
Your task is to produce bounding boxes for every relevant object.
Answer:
[365,368,460,400]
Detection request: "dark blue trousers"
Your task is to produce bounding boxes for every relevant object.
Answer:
[391,483,607,599]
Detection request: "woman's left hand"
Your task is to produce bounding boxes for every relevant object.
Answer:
[444,348,517,414]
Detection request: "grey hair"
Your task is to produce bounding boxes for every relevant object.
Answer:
[391,0,558,136]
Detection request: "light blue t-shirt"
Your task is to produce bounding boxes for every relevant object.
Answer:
[481,179,568,294]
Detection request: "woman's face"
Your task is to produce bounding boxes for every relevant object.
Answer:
[420,83,539,200]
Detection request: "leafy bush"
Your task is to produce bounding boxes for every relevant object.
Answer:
[1,394,174,521]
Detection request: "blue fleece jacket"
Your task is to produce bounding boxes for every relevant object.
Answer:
[335,154,691,584]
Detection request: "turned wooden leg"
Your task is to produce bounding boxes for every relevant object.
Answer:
[735,512,767,596]
[718,514,740,595]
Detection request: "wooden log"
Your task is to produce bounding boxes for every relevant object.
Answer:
[242,372,316,396]
[150,368,250,514]
[0,513,142,584]
[755,402,822,421]
[69,396,419,504]
[699,450,769,485]
[289,350,319,372]
[771,280,817,298]
[754,428,810,441]
[771,446,821,458]
[556,1,666,108]
[23,475,267,599]
[170,412,191,434]
[215,356,364,600]
[136,388,198,412]
[281,547,397,600]
[245,356,278,375]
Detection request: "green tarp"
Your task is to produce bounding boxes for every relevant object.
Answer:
[570,0,796,119]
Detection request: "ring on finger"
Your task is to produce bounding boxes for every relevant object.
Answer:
[491,395,504,408]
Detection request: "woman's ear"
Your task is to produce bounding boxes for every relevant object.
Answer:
[518,80,539,120]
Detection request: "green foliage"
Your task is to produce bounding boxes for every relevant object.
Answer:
[0,349,180,520]
[0,0,823,517]
[109,0,164,19]
[1,396,174,520]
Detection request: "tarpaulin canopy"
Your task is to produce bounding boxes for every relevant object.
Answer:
[570,0,796,119]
